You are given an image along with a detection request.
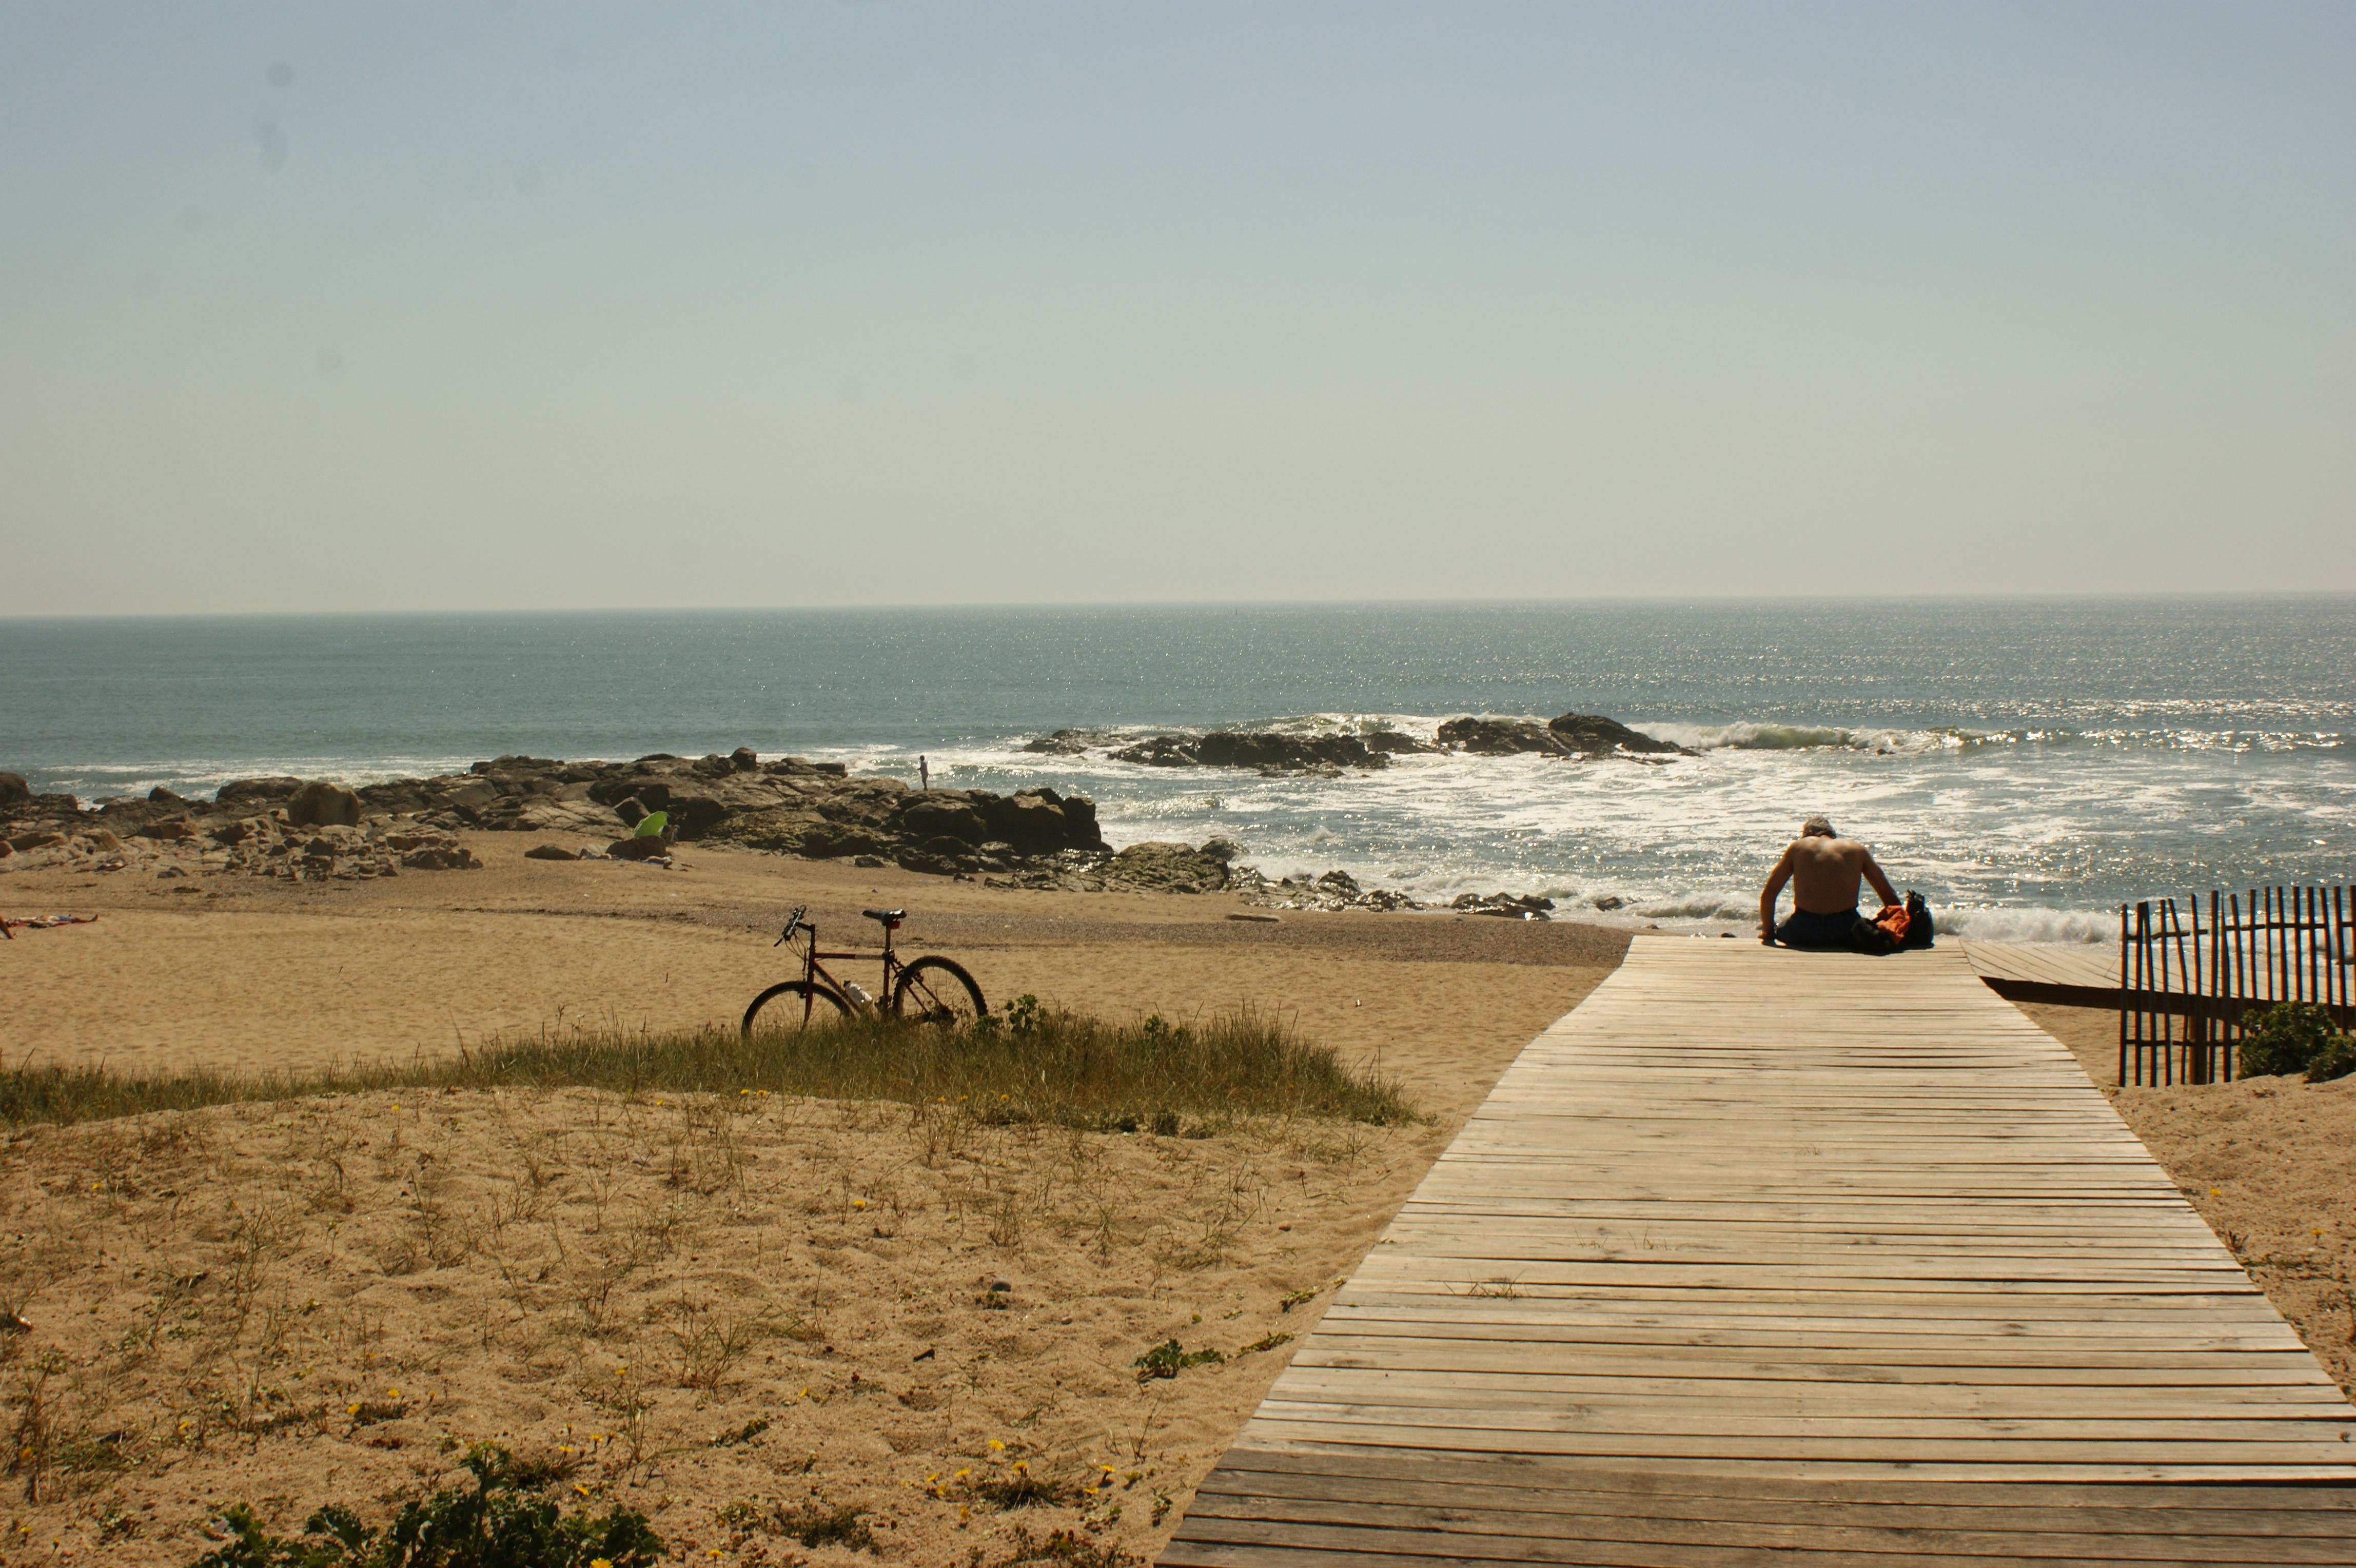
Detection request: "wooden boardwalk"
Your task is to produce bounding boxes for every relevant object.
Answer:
[1162,938,2356,1566]
[1958,939,2121,993]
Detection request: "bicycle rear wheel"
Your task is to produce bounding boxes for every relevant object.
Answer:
[741,980,853,1038]
[891,956,986,1027]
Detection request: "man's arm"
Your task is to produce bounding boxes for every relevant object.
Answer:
[1860,849,1900,910]
[1759,846,1794,944]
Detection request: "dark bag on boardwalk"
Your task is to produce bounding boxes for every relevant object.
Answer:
[1859,891,1937,954]
[1902,890,1935,948]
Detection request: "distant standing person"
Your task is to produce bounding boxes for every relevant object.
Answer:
[919,754,929,791]
[1760,815,1900,948]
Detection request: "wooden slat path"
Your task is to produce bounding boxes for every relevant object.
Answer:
[1959,939,2121,993]
[1162,937,2356,1566]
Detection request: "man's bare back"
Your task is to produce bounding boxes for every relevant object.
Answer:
[1760,815,1899,946]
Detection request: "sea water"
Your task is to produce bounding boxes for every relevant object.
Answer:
[4,597,2349,943]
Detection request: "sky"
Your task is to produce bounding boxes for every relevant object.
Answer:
[2,2,2350,615]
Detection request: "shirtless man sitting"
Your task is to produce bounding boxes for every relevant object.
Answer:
[1759,815,1900,948]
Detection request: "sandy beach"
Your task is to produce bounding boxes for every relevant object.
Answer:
[1,837,2348,1565]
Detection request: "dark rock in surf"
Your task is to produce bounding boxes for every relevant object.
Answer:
[1020,729,1109,755]
[1109,732,1389,771]
[1548,713,1694,757]
[1435,713,1692,758]
[1436,717,1564,755]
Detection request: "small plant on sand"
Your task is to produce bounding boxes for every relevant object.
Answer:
[717,1495,877,1552]
[2237,1003,2347,1080]
[184,1443,662,1567]
[1131,1339,1225,1383]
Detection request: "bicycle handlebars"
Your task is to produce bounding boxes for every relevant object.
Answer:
[775,905,811,947]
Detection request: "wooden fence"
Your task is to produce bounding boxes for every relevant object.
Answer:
[2120,885,2353,1086]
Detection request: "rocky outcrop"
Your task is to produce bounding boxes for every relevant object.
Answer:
[286,780,363,827]
[1019,729,1112,755]
[1109,733,1390,772]
[1435,713,1692,758]
[3,747,1107,884]
[1451,891,1557,920]
[0,814,478,882]
[1436,717,1565,755]
[218,776,306,806]
[1547,713,1693,757]
[0,773,27,811]
[1363,731,1438,754]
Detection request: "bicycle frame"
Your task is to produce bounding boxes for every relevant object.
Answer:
[773,905,903,1010]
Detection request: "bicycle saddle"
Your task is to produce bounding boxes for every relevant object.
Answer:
[862,908,906,926]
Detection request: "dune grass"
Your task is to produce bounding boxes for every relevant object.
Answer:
[0,1004,1417,1133]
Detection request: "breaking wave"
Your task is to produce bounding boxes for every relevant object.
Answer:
[1925,906,2116,946]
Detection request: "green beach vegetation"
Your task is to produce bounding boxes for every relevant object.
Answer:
[2236,1002,2354,1084]
[0,1003,1417,1134]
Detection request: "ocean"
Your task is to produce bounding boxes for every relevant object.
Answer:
[5,597,2350,943]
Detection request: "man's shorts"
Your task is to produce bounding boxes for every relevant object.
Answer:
[1776,907,1862,949]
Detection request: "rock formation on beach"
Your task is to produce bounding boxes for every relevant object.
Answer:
[1,749,1108,884]
[1,806,479,884]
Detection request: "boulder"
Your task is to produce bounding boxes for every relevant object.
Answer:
[1363,731,1438,754]
[135,817,200,841]
[1451,891,1557,920]
[1435,714,1691,758]
[422,779,501,820]
[0,772,28,811]
[656,789,733,840]
[897,796,988,846]
[524,843,580,861]
[216,776,305,805]
[356,779,431,814]
[1436,717,1566,755]
[1110,732,1388,771]
[1019,729,1110,755]
[8,831,65,853]
[286,781,364,828]
[1548,713,1693,757]
[730,747,760,772]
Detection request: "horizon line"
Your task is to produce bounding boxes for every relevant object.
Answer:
[7,588,2355,624]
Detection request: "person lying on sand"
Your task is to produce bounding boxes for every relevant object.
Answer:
[1759,814,1900,948]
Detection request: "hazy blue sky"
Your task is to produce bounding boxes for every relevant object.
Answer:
[4,2,2349,614]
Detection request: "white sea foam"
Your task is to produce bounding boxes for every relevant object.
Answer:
[1931,907,2116,946]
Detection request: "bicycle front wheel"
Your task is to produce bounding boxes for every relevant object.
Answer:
[891,956,986,1027]
[742,980,853,1038]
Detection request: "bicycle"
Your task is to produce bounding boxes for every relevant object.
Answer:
[740,905,986,1035]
